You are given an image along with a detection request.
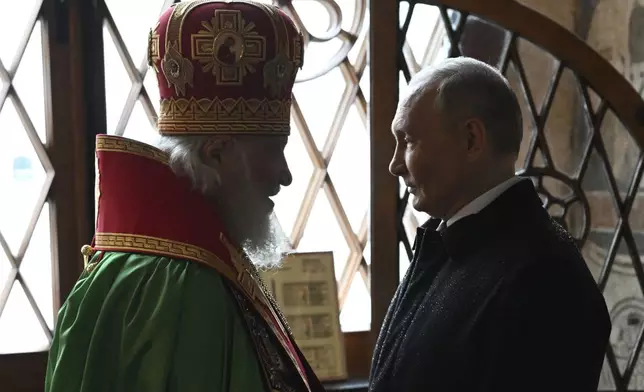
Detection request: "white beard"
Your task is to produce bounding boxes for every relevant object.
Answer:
[216,195,293,270]
[240,211,292,270]
[212,150,293,270]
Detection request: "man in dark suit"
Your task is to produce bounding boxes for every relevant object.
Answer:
[369,57,611,391]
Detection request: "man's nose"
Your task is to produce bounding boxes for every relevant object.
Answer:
[389,152,406,177]
[279,166,293,187]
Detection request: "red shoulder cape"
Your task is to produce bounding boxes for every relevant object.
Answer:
[92,134,309,389]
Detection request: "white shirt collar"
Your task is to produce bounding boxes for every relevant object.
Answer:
[437,176,524,230]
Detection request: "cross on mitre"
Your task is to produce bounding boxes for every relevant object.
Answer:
[191,9,267,85]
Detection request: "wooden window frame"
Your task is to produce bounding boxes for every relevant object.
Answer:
[0,0,97,389]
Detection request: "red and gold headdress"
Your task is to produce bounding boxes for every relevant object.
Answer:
[148,0,304,135]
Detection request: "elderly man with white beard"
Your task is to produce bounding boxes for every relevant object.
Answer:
[45,2,325,392]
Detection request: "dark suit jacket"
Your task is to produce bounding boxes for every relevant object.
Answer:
[369,179,611,391]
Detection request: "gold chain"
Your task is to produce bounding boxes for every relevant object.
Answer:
[247,261,293,337]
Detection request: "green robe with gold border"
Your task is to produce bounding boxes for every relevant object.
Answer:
[45,135,324,392]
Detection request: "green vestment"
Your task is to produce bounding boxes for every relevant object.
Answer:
[46,252,267,391]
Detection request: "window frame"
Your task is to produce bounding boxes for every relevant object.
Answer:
[0,0,97,388]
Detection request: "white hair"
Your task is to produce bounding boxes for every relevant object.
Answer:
[155,135,222,195]
[406,57,523,155]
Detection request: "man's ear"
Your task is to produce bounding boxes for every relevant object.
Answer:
[202,136,234,165]
[463,118,486,161]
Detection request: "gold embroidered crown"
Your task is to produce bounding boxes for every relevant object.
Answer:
[148,0,304,135]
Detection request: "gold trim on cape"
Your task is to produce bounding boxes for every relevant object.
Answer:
[96,136,169,164]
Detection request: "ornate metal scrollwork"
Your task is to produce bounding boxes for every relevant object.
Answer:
[518,167,591,246]
[275,0,366,81]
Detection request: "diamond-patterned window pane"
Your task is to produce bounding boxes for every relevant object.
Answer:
[103,0,169,142]
[592,110,644,390]
[599,110,639,195]
[0,202,55,353]
[359,65,370,103]
[285,0,370,332]
[339,271,370,332]
[293,67,346,149]
[0,1,41,66]
[144,69,161,115]
[514,38,558,114]
[105,0,168,66]
[273,121,314,235]
[0,5,54,353]
[297,191,352,281]
[101,0,370,332]
[541,68,593,178]
[327,104,369,233]
[123,99,160,147]
[398,3,644,390]
[399,2,446,75]
[0,280,49,354]
[0,97,47,256]
[20,203,54,330]
[13,22,46,143]
[103,22,132,136]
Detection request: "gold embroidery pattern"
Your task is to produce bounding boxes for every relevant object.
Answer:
[168,0,215,53]
[219,237,310,391]
[263,52,295,98]
[158,97,291,134]
[230,1,280,50]
[259,2,289,56]
[147,23,160,71]
[162,42,195,95]
[191,9,267,85]
[293,33,303,68]
[246,1,295,96]
[218,234,302,383]
[162,1,204,95]
[96,135,169,165]
[94,152,101,226]
[95,233,228,270]
[231,288,308,392]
